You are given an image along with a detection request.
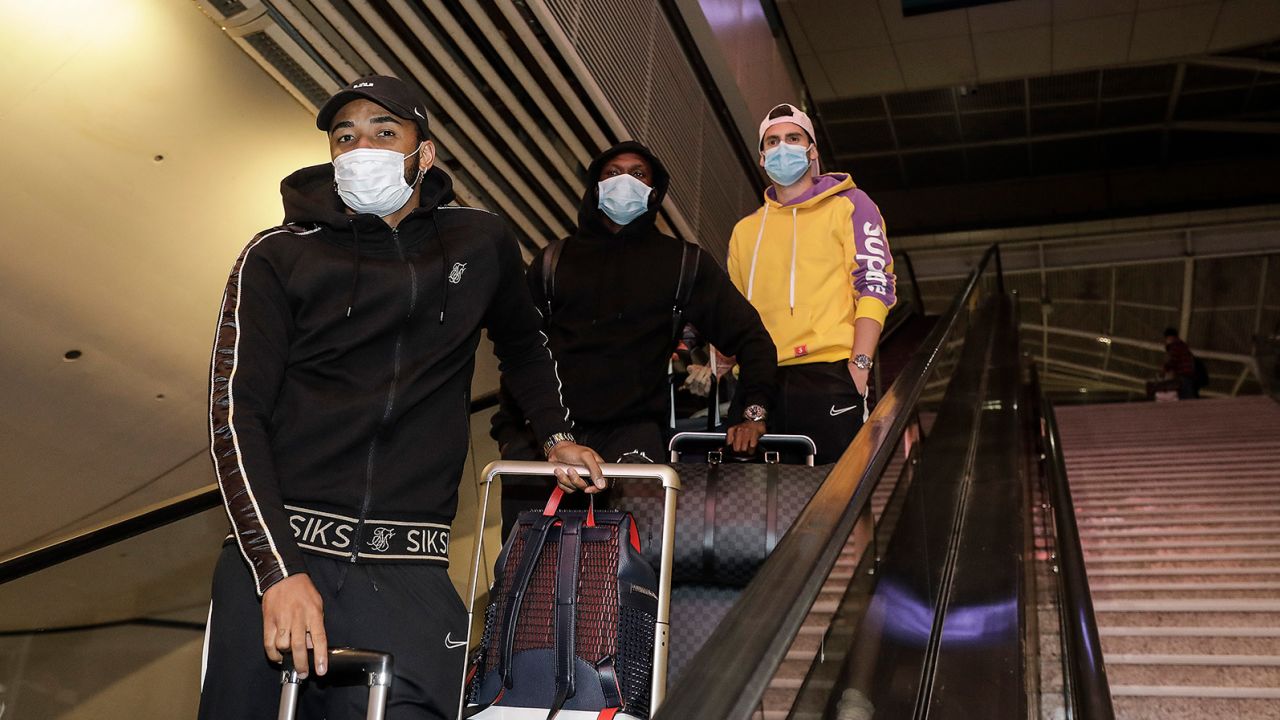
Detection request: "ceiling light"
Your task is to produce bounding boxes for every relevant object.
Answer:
[1097,336,1112,344]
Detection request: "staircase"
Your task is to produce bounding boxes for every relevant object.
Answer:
[1055,396,1280,719]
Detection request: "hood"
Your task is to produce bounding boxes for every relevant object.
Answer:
[577,141,671,239]
[764,172,854,209]
[280,162,456,229]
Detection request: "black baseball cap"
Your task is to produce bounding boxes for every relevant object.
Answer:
[316,75,430,139]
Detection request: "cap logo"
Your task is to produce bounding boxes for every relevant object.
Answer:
[414,107,425,119]
[353,81,374,88]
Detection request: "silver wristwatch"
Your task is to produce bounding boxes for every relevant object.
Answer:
[743,404,767,423]
[542,431,576,457]
[850,353,874,371]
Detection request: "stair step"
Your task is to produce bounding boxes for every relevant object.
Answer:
[1087,566,1280,577]
[1101,634,1280,657]
[1096,611,1280,628]
[1082,539,1280,550]
[1094,599,1280,612]
[1099,626,1280,637]
[1084,551,1280,563]
[1091,581,1280,592]
[1106,653,1280,667]
[1106,663,1280,688]
[1110,696,1280,718]
[1077,514,1280,526]
[1093,588,1280,601]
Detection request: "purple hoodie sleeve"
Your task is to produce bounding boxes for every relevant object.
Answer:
[847,189,896,323]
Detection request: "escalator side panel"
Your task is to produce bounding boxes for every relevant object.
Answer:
[926,296,1027,719]
[844,302,999,718]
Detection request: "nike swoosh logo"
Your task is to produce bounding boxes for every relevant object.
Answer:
[414,108,426,119]
[444,632,467,649]
[830,404,858,416]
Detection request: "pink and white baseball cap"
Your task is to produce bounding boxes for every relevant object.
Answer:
[758,103,816,149]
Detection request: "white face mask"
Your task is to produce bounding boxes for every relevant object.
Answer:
[333,144,423,217]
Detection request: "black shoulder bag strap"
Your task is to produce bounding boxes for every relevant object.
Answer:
[498,514,558,688]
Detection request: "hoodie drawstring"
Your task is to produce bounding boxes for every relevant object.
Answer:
[346,221,362,317]
[746,204,799,315]
[746,205,768,302]
[433,214,448,324]
[789,207,798,315]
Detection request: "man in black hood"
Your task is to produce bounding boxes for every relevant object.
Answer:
[506,141,776,468]
[199,76,604,720]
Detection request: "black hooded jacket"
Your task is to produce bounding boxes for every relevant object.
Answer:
[208,163,571,595]
[528,141,776,427]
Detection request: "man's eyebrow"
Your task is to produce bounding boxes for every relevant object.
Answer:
[370,115,404,126]
[329,120,354,133]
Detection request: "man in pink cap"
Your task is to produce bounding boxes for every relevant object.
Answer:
[726,103,897,465]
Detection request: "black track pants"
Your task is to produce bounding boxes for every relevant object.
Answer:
[198,543,467,720]
[771,361,867,465]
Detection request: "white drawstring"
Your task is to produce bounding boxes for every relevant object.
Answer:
[746,204,769,301]
[789,207,798,314]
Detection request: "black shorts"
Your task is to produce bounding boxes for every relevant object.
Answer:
[198,543,467,720]
[771,361,867,465]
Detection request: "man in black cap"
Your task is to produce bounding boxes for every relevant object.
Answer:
[198,75,605,719]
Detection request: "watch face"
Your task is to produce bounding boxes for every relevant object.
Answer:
[745,405,766,422]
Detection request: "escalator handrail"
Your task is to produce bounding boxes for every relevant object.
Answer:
[0,391,501,586]
[1034,368,1116,720]
[653,243,1005,720]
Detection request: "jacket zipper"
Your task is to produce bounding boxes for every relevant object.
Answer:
[351,226,420,562]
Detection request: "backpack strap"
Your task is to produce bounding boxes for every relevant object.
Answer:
[548,514,585,718]
[670,242,700,346]
[540,238,568,319]
[497,514,559,688]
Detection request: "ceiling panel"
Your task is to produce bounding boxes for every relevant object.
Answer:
[895,35,978,87]
[1053,0,1139,22]
[1129,4,1220,61]
[973,26,1052,79]
[966,0,1050,32]
[1052,15,1134,70]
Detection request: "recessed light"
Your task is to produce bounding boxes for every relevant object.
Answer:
[63,350,82,362]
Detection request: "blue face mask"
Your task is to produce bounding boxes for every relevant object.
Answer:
[597,173,652,226]
[763,142,812,187]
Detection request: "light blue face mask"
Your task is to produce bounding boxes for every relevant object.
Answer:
[597,173,652,226]
[763,142,812,187]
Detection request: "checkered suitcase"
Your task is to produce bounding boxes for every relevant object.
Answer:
[459,461,681,720]
[277,647,393,720]
[617,433,822,586]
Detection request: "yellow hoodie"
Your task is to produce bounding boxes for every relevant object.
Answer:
[727,173,896,366]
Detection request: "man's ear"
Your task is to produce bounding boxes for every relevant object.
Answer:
[419,140,436,172]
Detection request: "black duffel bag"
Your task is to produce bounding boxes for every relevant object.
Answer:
[617,433,827,586]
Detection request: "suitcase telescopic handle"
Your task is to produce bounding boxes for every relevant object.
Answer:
[458,461,683,719]
[280,647,393,720]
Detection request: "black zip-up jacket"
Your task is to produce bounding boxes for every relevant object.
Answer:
[528,141,776,427]
[209,163,571,595]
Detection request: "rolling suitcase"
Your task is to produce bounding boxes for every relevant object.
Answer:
[615,433,822,683]
[459,461,681,720]
[277,647,394,720]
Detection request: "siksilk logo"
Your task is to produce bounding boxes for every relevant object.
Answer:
[353,82,374,89]
[857,223,890,297]
[448,262,467,284]
[370,527,396,552]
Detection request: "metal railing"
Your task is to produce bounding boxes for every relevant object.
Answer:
[0,391,500,586]
[653,244,1004,720]
[1033,366,1115,720]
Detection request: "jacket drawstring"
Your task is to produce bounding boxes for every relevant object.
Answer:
[433,214,448,324]
[746,204,799,315]
[346,221,362,317]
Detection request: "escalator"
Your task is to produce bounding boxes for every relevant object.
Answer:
[0,244,1114,719]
